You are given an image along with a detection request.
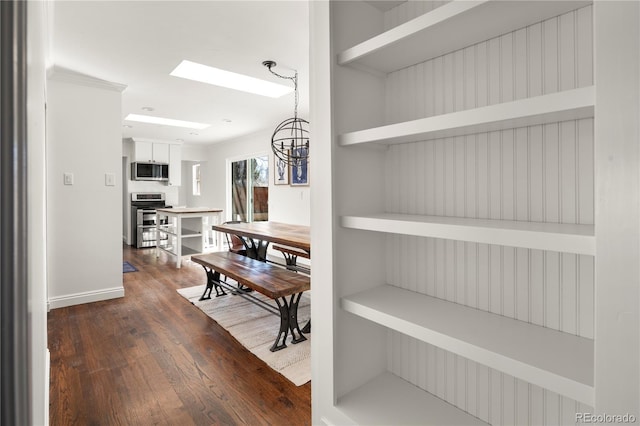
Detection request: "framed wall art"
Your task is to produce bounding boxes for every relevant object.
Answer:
[290,147,309,186]
[274,151,289,185]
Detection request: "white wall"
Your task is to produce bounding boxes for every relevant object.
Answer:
[27,1,50,423]
[194,128,311,226]
[182,144,210,161]
[47,69,125,308]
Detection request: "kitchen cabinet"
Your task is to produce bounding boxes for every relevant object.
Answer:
[311,1,639,424]
[168,143,181,186]
[133,140,169,163]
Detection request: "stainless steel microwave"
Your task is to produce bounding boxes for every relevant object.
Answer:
[131,162,169,181]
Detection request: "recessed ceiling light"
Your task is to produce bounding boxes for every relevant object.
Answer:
[124,113,210,130]
[189,132,199,135]
[222,118,232,123]
[170,60,293,98]
[141,106,155,111]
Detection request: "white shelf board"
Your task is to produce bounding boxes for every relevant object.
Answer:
[161,245,200,257]
[180,230,202,238]
[338,0,591,73]
[337,372,487,425]
[339,86,594,146]
[157,226,201,237]
[157,226,177,236]
[342,285,595,405]
[180,246,200,256]
[341,213,595,255]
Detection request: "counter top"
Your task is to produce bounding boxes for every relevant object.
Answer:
[157,207,223,214]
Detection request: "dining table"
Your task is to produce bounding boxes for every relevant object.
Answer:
[212,221,310,262]
[212,221,312,332]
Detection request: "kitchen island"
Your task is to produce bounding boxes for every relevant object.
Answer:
[156,207,223,268]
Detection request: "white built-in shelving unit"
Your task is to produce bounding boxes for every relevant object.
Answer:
[311,0,640,424]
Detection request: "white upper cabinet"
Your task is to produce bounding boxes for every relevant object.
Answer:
[133,139,170,163]
[152,143,170,163]
[133,140,153,162]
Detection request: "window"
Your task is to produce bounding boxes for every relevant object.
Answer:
[230,155,268,222]
[192,163,201,196]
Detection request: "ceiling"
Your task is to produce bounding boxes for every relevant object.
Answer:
[51,1,310,146]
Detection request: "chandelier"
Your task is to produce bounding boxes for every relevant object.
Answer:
[263,60,309,166]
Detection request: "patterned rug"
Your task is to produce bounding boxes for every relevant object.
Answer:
[123,261,138,273]
[177,285,311,386]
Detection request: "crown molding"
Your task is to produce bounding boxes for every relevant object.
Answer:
[47,65,127,93]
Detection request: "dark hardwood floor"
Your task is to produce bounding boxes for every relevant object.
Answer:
[48,245,311,425]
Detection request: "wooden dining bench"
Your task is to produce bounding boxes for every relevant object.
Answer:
[191,252,310,352]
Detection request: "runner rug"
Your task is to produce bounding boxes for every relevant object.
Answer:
[177,285,311,386]
[123,261,138,273]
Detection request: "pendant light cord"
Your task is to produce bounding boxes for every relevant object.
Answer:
[265,64,298,119]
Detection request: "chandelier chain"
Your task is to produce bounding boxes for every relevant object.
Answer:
[266,67,298,119]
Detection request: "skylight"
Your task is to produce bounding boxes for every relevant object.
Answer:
[170,60,293,98]
[124,113,210,129]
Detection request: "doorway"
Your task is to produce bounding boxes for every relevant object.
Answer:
[229,155,269,222]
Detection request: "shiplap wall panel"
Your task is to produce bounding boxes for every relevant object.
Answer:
[387,334,591,425]
[384,119,594,227]
[383,5,593,126]
[382,4,595,424]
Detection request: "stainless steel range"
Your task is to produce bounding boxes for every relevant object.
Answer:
[131,192,171,248]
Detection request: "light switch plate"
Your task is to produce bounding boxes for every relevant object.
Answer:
[63,172,74,185]
[105,173,115,186]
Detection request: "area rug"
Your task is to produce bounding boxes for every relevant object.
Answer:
[123,261,138,273]
[177,285,311,386]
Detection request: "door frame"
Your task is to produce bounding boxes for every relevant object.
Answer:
[1,1,30,424]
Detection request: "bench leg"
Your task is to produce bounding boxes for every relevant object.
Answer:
[199,266,226,301]
[270,293,307,352]
[287,293,307,344]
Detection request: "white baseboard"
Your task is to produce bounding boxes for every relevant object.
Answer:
[48,286,125,309]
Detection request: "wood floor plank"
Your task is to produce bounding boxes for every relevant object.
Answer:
[48,245,311,425]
